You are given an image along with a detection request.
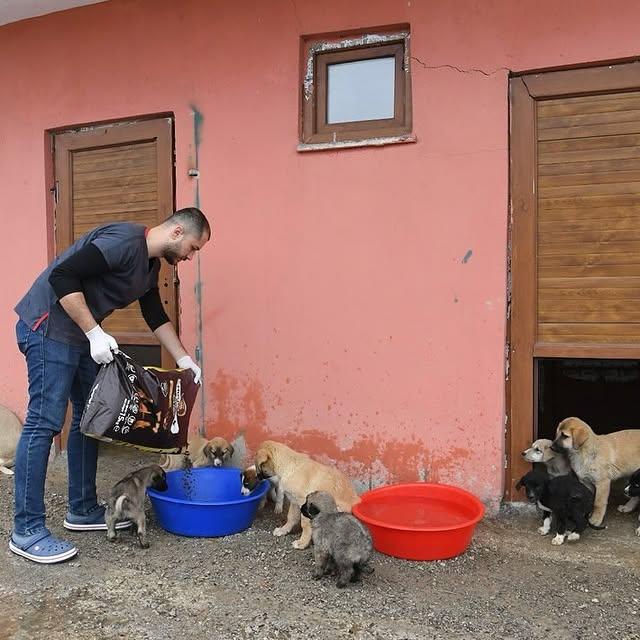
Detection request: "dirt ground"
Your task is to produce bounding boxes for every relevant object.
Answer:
[1,445,639,640]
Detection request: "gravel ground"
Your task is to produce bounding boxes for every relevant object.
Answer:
[1,445,639,640]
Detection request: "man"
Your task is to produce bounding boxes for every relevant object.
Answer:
[10,207,209,564]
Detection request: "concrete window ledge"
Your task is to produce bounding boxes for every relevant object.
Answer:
[297,133,417,153]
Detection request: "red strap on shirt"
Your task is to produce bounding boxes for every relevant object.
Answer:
[32,312,49,331]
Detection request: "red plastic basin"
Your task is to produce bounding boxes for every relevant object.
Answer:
[352,482,485,561]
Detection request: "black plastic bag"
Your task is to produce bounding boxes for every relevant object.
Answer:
[80,351,199,453]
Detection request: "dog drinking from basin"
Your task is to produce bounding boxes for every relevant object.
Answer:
[241,464,284,513]
[106,464,168,548]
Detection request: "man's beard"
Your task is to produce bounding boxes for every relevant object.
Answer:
[161,243,181,265]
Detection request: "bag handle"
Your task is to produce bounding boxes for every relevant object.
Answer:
[112,351,137,397]
[113,351,161,413]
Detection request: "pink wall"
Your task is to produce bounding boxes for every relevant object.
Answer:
[3,0,640,509]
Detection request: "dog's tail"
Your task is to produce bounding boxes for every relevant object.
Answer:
[114,495,129,518]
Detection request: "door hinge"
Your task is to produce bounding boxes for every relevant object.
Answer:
[50,181,59,204]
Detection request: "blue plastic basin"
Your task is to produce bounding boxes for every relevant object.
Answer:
[147,467,269,537]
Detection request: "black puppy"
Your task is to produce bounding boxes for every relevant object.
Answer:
[623,469,640,537]
[516,469,602,545]
[516,468,554,535]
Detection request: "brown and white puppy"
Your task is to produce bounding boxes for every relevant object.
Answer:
[0,405,22,476]
[159,435,234,471]
[255,440,360,550]
[522,438,571,477]
[241,464,285,513]
[106,464,168,548]
[202,437,235,468]
[551,417,640,527]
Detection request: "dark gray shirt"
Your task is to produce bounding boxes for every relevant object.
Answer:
[15,222,160,345]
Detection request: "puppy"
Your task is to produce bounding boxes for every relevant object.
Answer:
[202,437,235,467]
[522,438,571,477]
[0,405,22,476]
[516,469,598,545]
[301,491,373,588]
[255,440,360,550]
[106,464,168,548]
[516,468,554,535]
[551,417,640,526]
[241,464,285,514]
[160,435,234,471]
[623,469,640,536]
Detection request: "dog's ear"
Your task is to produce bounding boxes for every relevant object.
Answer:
[515,477,525,491]
[305,503,320,518]
[152,468,168,491]
[226,443,235,459]
[255,448,270,473]
[571,423,589,449]
[540,443,555,462]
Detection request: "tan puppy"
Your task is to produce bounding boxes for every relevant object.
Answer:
[254,440,360,550]
[0,405,22,476]
[160,435,234,471]
[551,417,640,526]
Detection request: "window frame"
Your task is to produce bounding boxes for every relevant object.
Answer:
[300,30,412,147]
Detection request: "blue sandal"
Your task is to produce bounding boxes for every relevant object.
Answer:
[9,529,78,564]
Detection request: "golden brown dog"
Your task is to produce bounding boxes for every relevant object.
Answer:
[0,405,22,476]
[254,440,360,550]
[159,435,234,471]
[551,417,640,526]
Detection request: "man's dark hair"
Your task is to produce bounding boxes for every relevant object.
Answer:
[165,207,211,239]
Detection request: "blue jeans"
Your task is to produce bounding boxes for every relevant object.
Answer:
[14,319,99,537]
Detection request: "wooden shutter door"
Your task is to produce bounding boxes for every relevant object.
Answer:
[508,63,640,499]
[53,118,177,368]
[537,92,640,350]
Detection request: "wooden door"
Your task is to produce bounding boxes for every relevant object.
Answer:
[507,63,640,499]
[53,118,177,368]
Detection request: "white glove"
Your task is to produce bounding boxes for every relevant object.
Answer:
[85,325,119,364]
[177,355,202,384]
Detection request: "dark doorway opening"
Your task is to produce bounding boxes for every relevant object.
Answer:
[120,344,162,368]
[536,358,640,441]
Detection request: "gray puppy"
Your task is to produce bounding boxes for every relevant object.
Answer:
[522,438,571,477]
[106,464,167,548]
[301,491,373,587]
